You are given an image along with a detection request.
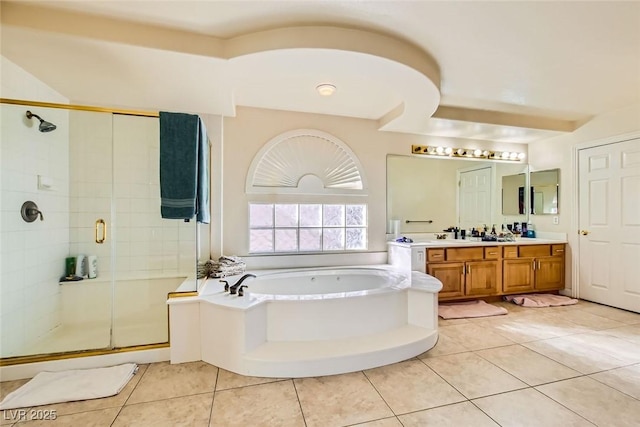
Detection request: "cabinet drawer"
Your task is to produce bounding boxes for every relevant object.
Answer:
[503,246,518,258]
[427,248,445,262]
[519,245,551,258]
[484,247,500,260]
[446,247,484,261]
[551,244,565,256]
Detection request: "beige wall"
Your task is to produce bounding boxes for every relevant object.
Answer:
[528,103,640,292]
[529,103,640,233]
[222,106,528,261]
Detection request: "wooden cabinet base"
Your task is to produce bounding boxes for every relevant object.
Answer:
[430,243,565,302]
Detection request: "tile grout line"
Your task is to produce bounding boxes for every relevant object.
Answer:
[213,377,289,393]
[207,367,220,427]
[360,368,398,420]
[531,384,600,426]
[110,363,150,426]
[290,378,308,427]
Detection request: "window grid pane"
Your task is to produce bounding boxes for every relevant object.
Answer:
[323,204,345,227]
[299,204,322,227]
[249,204,274,228]
[275,229,298,252]
[275,204,299,227]
[249,203,367,253]
[249,229,274,253]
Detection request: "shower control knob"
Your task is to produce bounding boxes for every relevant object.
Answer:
[21,201,44,223]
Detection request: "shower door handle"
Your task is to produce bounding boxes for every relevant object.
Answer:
[95,219,107,244]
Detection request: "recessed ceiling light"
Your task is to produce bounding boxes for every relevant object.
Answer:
[316,83,336,96]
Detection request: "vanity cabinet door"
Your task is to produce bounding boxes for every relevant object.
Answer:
[428,262,465,299]
[503,258,535,293]
[465,260,499,296]
[535,256,564,290]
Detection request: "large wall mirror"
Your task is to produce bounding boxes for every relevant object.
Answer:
[530,168,560,214]
[502,173,527,215]
[387,155,529,234]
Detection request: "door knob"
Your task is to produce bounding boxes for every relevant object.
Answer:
[580,230,590,235]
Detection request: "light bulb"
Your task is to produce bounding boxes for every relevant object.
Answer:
[444,147,453,155]
[473,149,482,157]
[502,152,510,159]
[517,152,526,160]
[482,150,489,157]
[427,146,436,154]
[316,83,336,96]
[436,146,444,154]
[510,152,518,160]
[456,148,465,156]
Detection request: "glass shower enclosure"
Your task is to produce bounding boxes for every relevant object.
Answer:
[0,101,198,361]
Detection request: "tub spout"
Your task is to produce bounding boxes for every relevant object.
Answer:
[229,274,256,295]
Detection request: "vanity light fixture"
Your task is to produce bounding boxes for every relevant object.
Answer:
[411,145,526,162]
[316,83,336,96]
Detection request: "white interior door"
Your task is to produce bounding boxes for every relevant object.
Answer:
[578,138,640,313]
[459,167,492,230]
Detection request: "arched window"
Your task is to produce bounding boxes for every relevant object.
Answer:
[246,129,368,253]
[246,129,367,195]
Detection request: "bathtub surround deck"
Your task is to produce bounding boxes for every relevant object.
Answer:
[168,266,443,377]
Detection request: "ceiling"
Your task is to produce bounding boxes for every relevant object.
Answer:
[2,1,639,144]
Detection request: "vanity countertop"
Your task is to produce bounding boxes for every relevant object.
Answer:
[387,237,567,248]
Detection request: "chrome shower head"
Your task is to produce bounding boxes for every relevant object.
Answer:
[26,110,57,132]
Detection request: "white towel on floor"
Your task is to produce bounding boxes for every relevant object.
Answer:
[0,363,138,410]
[504,294,578,307]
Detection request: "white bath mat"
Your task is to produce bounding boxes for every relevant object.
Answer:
[439,300,508,319]
[0,363,138,410]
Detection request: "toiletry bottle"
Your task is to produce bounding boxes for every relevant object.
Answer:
[75,255,85,277]
[88,255,98,279]
[65,257,76,277]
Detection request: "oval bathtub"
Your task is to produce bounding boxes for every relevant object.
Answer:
[247,267,409,298]
[170,265,443,378]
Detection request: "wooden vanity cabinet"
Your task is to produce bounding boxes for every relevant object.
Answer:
[423,243,566,301]
[427,247,500,300]
[502,244,565,294]
[427,262,465,298]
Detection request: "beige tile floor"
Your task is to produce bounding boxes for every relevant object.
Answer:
[1,299,639,426]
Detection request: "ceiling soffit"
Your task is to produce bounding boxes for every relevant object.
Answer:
[1,1,577,141]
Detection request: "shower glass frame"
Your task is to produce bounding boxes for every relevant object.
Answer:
[0,98,200,366]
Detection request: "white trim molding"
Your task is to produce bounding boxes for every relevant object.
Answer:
[246,129,368,195]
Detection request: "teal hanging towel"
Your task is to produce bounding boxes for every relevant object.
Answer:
[159,112,210,224]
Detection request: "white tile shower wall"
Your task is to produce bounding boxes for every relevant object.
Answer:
[0,105,70,357]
